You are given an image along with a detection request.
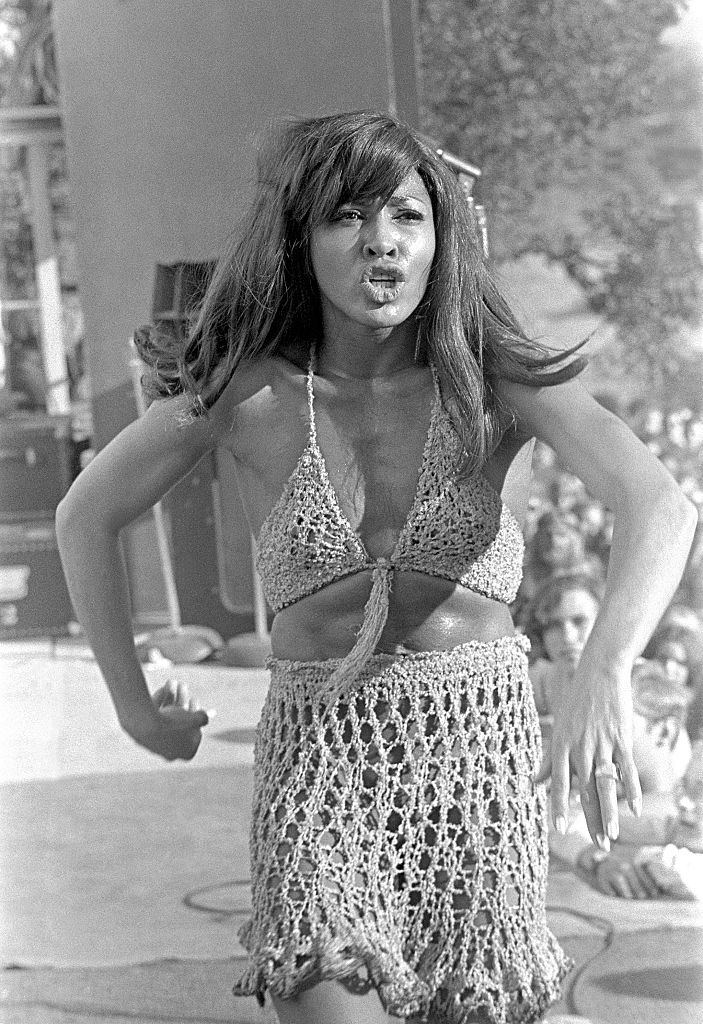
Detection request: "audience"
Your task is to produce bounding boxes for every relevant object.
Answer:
[520,402,702,901]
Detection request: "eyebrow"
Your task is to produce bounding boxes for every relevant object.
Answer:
[387,194,429,207]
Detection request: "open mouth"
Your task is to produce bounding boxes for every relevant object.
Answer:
[363,264,406,284]
[361,266,406,302]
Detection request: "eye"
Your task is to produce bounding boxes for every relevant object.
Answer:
[331,208,363,222]
[396,208,425,222]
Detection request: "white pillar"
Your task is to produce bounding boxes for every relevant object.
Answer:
[26,140,70,415]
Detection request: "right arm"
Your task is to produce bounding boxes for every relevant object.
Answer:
[56,393,223,760]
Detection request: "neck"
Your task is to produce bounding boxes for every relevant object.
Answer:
[317,324,420,381]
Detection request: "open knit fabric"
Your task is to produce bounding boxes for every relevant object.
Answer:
[233,636,572,1023]
[255,350,525,704]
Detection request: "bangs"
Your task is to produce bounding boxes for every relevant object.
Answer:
[281,114,432,229]
[308,142,416,223]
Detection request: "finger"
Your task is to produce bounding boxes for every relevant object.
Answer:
[159,705,209,730]
[155,678,178,707]
[635,862,661,899]
[624,867,648,900]
[549,746,571,832]
[573,749,602,845]
[611,871,634,899]
[616,746,643,818]
[594,751,620,843]
[581,777,605,847]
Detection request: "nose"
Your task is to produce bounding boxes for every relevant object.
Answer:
[361,215,398,259]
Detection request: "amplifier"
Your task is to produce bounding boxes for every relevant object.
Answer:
[0,519,75,638]
[0,414,76,520]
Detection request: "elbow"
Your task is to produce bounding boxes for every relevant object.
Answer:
[655,477,699,548]
[55,488,83,555]
[55,482,117,553]
[667,477,698,526]
[55,490,72,538]
[681,491,700,547]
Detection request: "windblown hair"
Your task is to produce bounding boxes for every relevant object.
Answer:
[136,110,587,475]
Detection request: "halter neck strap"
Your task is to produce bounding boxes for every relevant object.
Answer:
[306,345,317,445]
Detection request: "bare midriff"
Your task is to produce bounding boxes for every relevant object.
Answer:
[270,568,515,661]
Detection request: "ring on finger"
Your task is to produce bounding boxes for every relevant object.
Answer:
[594,761,621,781]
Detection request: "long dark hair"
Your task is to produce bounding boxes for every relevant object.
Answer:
[136,110,587,474]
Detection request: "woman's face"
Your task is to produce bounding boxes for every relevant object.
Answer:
[309,170,436,338]
[541,587,599,667]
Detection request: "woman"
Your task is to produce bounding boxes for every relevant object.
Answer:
[56,111,697,1024]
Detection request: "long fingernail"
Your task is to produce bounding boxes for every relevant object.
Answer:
[607,821,619,842]
[597,833,611,852]
[630,795,642,817]
[555,815,567,835]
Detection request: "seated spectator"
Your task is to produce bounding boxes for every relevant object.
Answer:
[527,573,602,729]
[515,510,603,633]
[649,606,703,743]
[644,627,691,690]
[629,658,692,794]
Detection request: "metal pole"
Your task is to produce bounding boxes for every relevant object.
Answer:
[25,140,71,415]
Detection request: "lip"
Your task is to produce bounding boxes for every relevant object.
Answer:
[360,279,405,303]
[362,264,407,284]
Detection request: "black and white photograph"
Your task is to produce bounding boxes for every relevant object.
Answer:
[1,2,702,1023]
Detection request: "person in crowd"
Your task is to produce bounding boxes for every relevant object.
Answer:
[513,509,603,634]
[629,658,692,795]
[648,607,703,744]
[55,111,697,1024]
[550,660,700,901]
[644,625,691,690]
[527,573,603,744]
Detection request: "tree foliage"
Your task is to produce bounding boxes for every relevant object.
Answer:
[0,0,57,106]
[418,0,703,396]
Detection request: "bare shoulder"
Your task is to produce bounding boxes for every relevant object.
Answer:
[216,353,309,460]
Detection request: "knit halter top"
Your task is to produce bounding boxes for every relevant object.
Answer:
[255,350,525,701]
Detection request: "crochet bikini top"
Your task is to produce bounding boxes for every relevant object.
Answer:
[255,350,524,702]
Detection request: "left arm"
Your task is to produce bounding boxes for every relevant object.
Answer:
[499,378,698,847]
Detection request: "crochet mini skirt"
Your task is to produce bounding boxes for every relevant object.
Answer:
[232,634,572,1024]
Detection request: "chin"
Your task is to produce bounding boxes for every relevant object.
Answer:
[361,304,406,326]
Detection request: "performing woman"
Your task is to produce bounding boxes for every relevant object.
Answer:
[56,112,697,1024]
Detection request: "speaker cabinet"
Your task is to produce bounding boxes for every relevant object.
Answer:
[0,519,75,638]
[0,414,76,520]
